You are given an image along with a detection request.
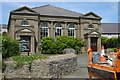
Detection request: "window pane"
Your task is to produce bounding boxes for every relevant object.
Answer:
[88,24,94,29]
[41,22,48,39]
[21,20,28,26]
[55,23,62,37]
[68,23,75,37]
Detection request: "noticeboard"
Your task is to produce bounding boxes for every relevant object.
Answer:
[19,40,30,52]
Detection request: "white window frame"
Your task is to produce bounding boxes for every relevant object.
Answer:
[68,23,75,37]
[41,22,49,39]
[55,23,62,38]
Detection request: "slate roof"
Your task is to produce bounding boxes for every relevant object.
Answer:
[32,4,83,17]
[101,23,119,33]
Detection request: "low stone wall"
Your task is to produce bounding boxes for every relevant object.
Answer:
[3,53,77,78]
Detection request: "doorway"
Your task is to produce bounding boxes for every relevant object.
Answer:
[20,36,31,52]
[91,37,98,51]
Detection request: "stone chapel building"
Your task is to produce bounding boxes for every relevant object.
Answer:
[7,4,102,54]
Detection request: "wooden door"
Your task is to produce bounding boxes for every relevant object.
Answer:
[91,37,98,51]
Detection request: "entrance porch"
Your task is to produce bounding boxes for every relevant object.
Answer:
[84,30,101,53]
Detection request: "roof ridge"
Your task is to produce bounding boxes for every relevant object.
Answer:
[32,4,83,16]
[32,4,51,9]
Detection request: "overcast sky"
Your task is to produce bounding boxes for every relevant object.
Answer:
[1,2,119,24]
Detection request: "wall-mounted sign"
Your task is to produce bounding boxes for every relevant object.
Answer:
[19,40,30,52]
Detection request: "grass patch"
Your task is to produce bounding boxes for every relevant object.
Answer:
[12,54,48,68]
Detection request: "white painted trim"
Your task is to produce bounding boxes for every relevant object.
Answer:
[21,25,30,27]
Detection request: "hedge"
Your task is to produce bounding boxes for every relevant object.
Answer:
[41,36,84,54]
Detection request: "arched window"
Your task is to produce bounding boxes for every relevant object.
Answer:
[41,22,48,39]
[88,24,94,29]
[21,20,29,26]
[55,23,62,38]
[68,23,75,37]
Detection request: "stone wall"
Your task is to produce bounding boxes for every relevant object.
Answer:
[3,53,77,78]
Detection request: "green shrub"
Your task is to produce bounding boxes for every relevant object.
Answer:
[101,37,108,46]
[41,37,57,54]
[41,36,84,54]
[2,35,20,59]
[113,48,117,52]
[116,37,120,48]
[56,36,84,54]
[101,37,119,49]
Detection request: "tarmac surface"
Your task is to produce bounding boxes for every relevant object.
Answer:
[62,53,89,78]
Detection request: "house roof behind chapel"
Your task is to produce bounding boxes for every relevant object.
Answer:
[101,23,119,34]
